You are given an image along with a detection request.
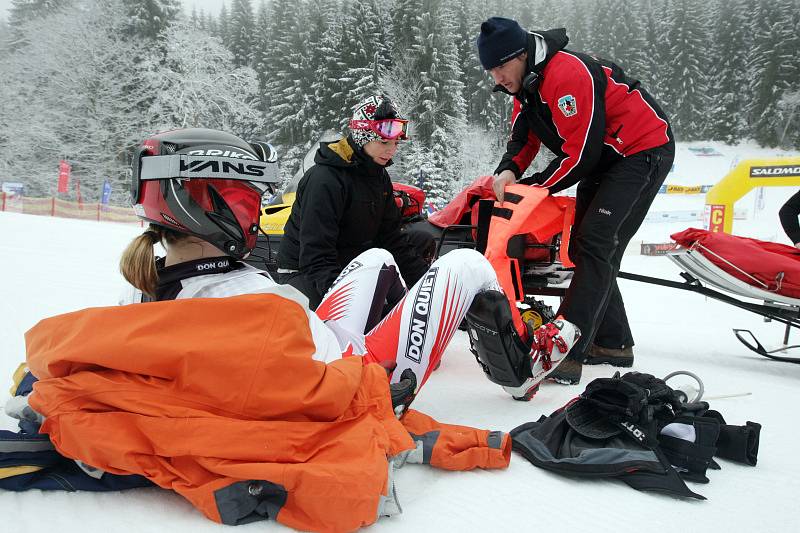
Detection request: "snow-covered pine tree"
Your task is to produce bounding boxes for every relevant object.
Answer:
[401,0,466,204]
[777,89,800,149]
[339,0,392,109]
[659,0,709,140]
[487,0,515,21]
[7,0,71,50]
[391,0,422,58]
[217,3,231,48]
[587,0,618,58]
[617,7,652,90]
[608,2,650,86]
[206,10,218,35]
[264,0,310,145]
[0,0,155,203]
[704,0,749,143]
[455,0,490,128]
[0,19,9,56]
[262,0,319,179]
[121,0,180,41]
[513,0,534,30]
[251,0,272,118]
[639,0,670,104]
[564,0,593,53]
[228,0,255,68]
[310,2,349,136]
[746,0,800,147]
[195,9,208,32]
[147,21,263,137]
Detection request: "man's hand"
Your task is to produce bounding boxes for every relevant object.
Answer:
[492,170,516,203]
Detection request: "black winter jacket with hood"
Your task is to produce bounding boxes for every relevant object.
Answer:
[278,137,428,302]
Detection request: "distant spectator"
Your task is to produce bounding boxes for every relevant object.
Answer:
[779,189,800,248]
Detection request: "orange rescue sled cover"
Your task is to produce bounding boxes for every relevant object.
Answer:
[484,185,575,335]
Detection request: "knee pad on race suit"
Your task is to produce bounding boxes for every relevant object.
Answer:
[465,289,533,388]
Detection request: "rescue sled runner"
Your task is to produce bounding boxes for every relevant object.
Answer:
[628,228,800,363]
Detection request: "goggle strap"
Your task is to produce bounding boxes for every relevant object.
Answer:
[349,119,408,140]
[139,155,279,184]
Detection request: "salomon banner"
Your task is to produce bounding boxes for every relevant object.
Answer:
[749,165,800,178]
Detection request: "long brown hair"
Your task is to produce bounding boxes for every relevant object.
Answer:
[119,224,183,298]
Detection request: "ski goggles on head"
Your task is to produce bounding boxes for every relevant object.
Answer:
[132,151,279,204]
[349,118,409,140]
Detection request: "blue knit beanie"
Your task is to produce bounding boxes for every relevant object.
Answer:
[476,17,528,70]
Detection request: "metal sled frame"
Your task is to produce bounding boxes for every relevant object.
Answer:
[617,244,800,364]
[429,219,800,363]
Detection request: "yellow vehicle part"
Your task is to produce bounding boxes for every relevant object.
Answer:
[521,308,545,330]
[259,191,295,235]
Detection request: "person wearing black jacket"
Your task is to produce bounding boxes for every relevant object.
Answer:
[476,17,676,384]
[779,189,800,248]
[277,95,429,310]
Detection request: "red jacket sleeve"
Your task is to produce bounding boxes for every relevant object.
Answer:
[494,98,541,178]
[521,53,606,193]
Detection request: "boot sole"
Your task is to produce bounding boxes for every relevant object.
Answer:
[547,375,580,385]
[512,384,540,401]
[583,356,633,367]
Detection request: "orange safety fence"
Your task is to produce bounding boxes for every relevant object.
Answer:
[0,192,142,225]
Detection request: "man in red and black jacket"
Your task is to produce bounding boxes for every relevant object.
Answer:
[477,17,675,384]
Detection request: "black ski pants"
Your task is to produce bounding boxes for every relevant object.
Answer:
[558,141,675,356]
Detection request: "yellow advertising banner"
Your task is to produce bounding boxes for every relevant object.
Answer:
[666,184,703,194]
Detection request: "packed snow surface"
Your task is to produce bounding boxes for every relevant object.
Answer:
[2,142,799,531]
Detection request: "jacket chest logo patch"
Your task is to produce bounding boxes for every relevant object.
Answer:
[557,95,577,117]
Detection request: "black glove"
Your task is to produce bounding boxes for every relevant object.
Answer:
[716,422,761,466]
[621,372,683,411]
[567,372,682,446]
[696,410,761,466]
[390,369,418,416]
[565,374,653,444]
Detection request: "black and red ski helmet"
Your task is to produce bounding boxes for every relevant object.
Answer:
[130,128,278,259]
